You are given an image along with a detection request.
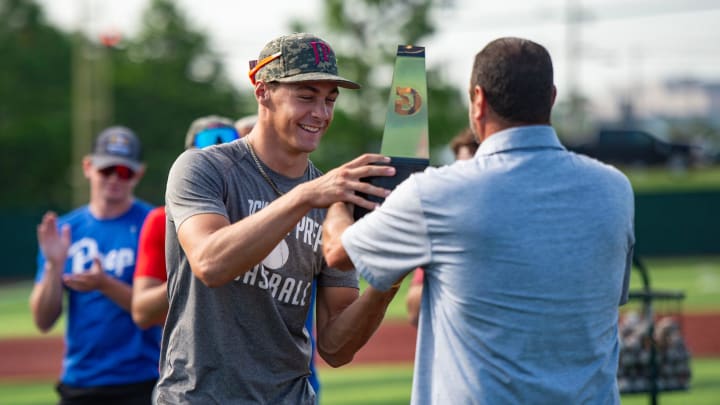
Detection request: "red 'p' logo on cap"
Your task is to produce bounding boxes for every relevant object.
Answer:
[310,41,332,65]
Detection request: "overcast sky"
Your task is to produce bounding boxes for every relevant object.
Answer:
[35,0,720,116]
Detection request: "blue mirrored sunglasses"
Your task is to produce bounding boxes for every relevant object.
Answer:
[193,127,240,148]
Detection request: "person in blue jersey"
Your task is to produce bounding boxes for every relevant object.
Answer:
[30,126,160,405]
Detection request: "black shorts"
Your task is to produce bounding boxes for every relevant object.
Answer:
[55,379,156,405]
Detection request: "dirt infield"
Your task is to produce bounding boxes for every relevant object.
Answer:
[1,315,718,379]
[0,323,417,380]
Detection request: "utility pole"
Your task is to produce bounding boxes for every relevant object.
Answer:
[623,46,643,128]
[564,0,585,136]
[70,0,112,207]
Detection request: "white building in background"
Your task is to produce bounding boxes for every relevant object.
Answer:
[636,79,713,119]
[594,79,719,121]
[589,78,720,142]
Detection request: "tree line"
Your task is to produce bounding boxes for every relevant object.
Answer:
[0,0,469,213]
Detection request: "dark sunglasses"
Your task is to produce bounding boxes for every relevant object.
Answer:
[98,165,135,180]
[193,127,240,149]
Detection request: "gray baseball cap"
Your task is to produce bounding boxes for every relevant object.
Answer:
[250,33,360,89]
[90,126,143,171]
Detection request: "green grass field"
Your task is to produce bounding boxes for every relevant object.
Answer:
[2,358,720,405]
[0,281,64,338]
[623,166,720,193]
[625,256,720,312]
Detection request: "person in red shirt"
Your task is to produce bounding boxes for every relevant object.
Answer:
[131,115,240,328]
[406,128,478,327]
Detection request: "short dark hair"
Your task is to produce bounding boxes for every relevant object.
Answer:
[450,128,478,158]
[470,37,554,124]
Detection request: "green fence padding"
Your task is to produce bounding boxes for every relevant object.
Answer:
[634,190,720,256]
[1,191,719,280]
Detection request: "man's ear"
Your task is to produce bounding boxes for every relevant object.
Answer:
[255,82,272,105]
[82,157,93,179]
[132,164,146,185]
[470,85,485,125]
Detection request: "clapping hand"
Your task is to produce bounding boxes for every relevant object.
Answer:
[63,258,108,292]
[37,211,70,271]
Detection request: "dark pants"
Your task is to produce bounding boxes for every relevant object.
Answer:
[56,379,156,405]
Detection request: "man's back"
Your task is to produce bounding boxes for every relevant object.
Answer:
[413,126,634,403]
[341,125,634,404]
[327,36,634,405]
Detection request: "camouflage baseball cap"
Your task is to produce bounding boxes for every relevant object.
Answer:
[249,33,360,89]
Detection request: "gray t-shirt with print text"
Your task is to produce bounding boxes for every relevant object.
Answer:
[156,138,357,404]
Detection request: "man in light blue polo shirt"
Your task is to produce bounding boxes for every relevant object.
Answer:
[322,37,635,404]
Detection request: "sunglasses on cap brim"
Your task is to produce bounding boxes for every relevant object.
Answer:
[248,52,282,85]
[193,127,240,149]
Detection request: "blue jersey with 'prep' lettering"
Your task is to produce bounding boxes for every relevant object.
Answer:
[35,201,161,388]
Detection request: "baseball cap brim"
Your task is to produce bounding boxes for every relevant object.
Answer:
[274,72,361,89]
[91,155,143,172]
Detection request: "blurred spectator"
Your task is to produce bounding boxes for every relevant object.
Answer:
[30,126,160,405]
[235,114,258,137]
[132,115,239,329]
[450,127,479,161]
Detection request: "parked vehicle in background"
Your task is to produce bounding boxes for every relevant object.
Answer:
[565,129,710,168]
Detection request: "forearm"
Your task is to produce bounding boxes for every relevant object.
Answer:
[29,263,64,333]
[318,285,400,367]
[186,185,314,287]
[322,202,354,270]
[99,276,133,312]
[132,282,168,329]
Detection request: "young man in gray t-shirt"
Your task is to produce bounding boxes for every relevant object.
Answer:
[155,33,400,404]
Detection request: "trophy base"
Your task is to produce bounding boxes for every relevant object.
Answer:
[353,156,429,221]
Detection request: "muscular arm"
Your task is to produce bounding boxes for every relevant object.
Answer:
[322,202,356,270]
[178,188,315,287]
[316,202,405,366]
[315,284,400,367]
[177,154,394,288]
